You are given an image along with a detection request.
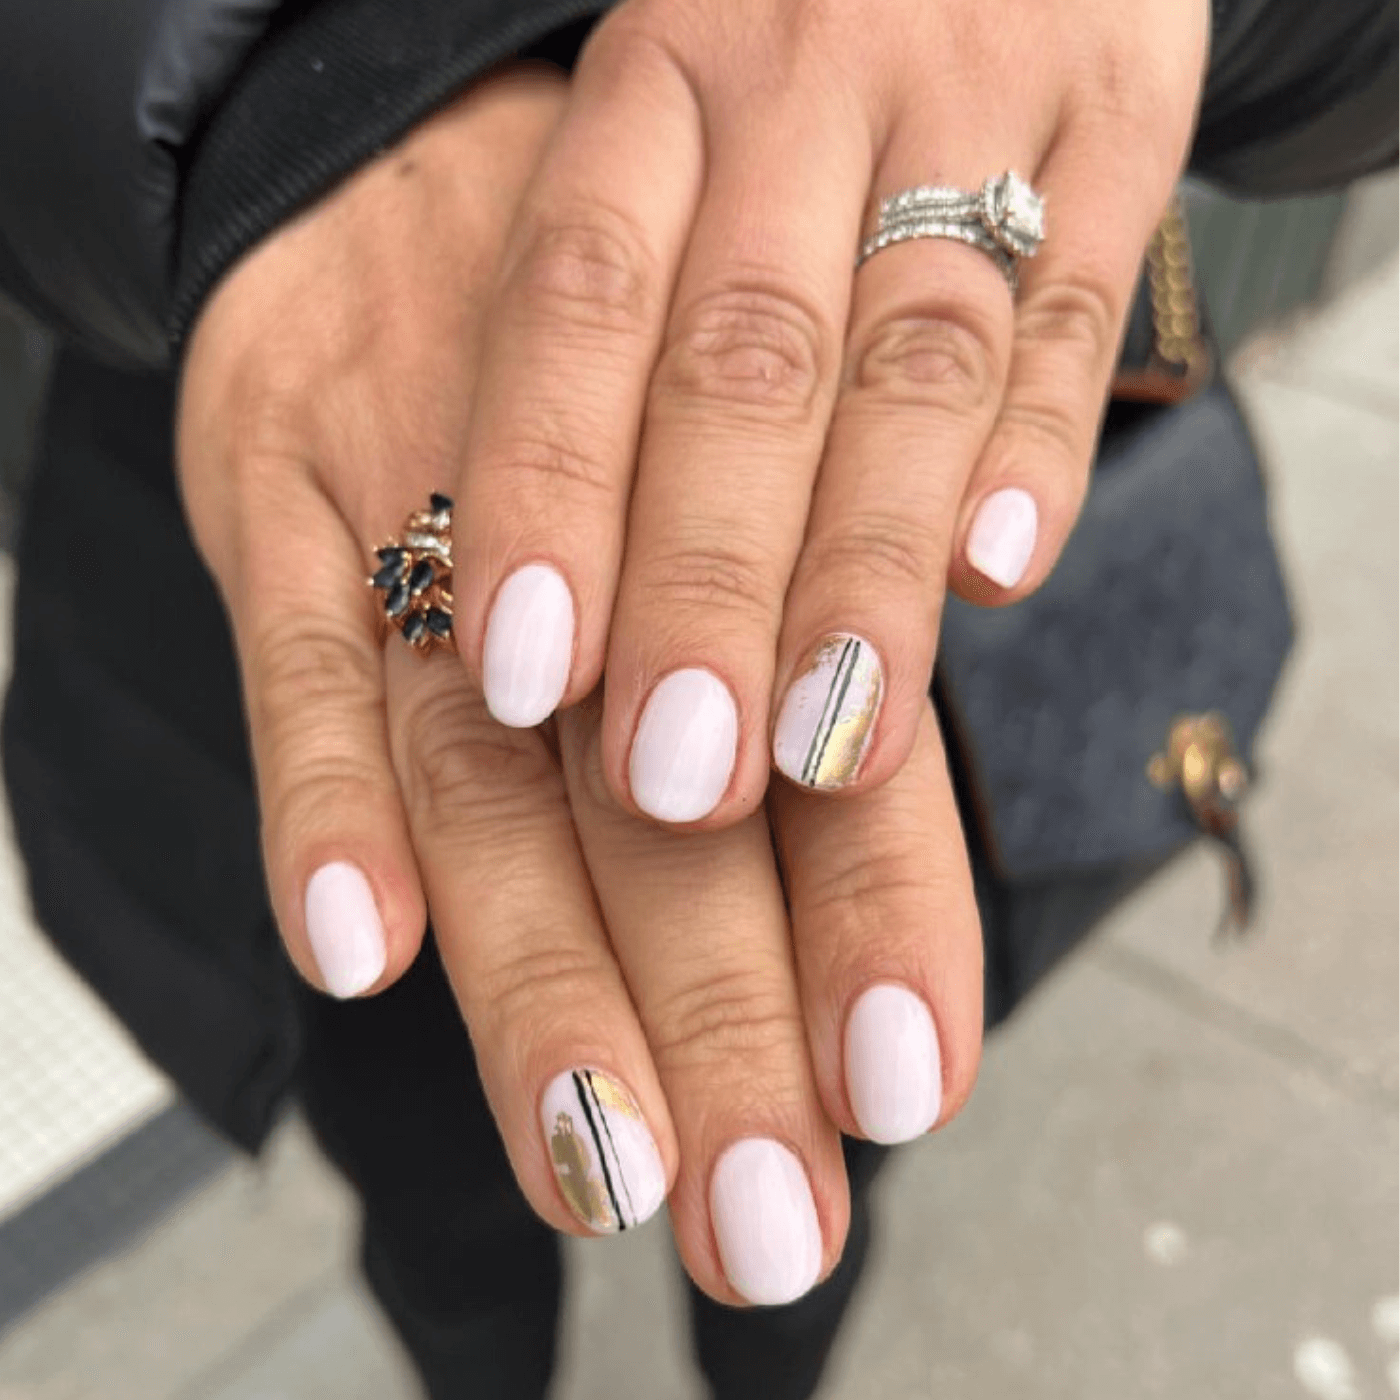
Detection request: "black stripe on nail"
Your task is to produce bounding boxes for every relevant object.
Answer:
[572,1070,627,1230]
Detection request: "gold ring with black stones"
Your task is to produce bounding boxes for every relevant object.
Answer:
[368,492,455,652]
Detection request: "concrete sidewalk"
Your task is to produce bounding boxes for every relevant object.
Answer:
[0,179,1395,1400]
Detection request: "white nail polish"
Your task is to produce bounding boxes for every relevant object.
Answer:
[710,1138,822,1306]
[541,1068,666,1233]
[773,634,883,790]
[304,862,387,998]
[844,983,942,1144]
[482,563,575,728]
[966,487,1038,589]
[628,668,738,823]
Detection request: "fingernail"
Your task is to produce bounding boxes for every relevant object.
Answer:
[304,862,387,998]
[966,487,1037,589]
[542,1068,666,1233]
[710,1138,822,1306]
[773,634,883,790]
[482,563,575,728]
[629,668,738,823]
[845,983,942,1144]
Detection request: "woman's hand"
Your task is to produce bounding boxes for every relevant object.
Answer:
[176,63,983,1306]
[450,0,1210,824]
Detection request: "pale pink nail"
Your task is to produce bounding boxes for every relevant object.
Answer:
[628,668,738,823]
[710,1138,822,1306]
[304,862,387,998]
[482,562,575,729]
[844,983,942,1144]
[966,487,1038,588]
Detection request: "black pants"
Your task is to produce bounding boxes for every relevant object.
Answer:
[295,940,888,1400]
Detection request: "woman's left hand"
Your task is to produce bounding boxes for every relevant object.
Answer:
[449,0,1209,823]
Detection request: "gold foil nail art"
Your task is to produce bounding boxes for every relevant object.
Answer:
[541,1068,666,1234]
[773,635,884,790]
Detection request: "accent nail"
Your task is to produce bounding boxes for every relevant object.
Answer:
[304,862,387,999]
[710,1138,822,1306]
[542,1068,666,1233]
[844,983,942,1144]
[772,634,883,790]
[482,563,575,728]
[966,487,1038,589]
[628,668,738,823]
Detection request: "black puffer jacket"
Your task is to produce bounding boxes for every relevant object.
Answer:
[0,0,1395,1149]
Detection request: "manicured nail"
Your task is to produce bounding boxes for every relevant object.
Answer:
[966,487,1037,589]
[482,563,575,728]
[542,1068,666,1233]
[304,862,387,998]
[710,1138,822,1306]
[772,634,883,791]
[845,983,942,1144]
[628,667,738,823]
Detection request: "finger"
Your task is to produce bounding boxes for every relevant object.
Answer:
[383,650,674,1236]
[948,121,1194,605]
[602,89,871,826]
[213,467,427,999]
[558,694,847,1306]
[770,701,983,1145]
[453,28,703,729]
[770,134,1046,799]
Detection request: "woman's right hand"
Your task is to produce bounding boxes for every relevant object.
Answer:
[176,64,983,1306]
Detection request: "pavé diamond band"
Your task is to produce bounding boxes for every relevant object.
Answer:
[858,172,1045,291]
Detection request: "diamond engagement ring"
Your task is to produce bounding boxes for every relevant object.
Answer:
[858,172,1046,291]
[369,492,456,652]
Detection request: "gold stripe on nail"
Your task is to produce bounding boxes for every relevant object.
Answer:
[775,635,884,790]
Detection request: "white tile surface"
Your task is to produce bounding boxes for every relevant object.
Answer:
[0,555,172,1223]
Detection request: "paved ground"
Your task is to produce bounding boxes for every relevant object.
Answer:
[0,176,1394,1400]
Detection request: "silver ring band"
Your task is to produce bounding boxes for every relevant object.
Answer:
[858,171,1045,292]
[858,219,1019,288]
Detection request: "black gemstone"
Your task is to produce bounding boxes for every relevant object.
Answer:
[429,491,453,514]
[384,581,411,618]
[425,607,452,638]
[376,546,406,567]
[372,561,406,590]
[402,611,428,645]
[408,559,435,594]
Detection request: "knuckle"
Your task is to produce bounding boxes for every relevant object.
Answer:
[657,283,830,418]
[801,508,943,597]
[249,619,380,737]
[479,424,617,507]
[633,534,781,629]
[396,682,561,832]
[473,941,614,1034]
[800,849,945,945]
[997,395,1087,472]
[850,304,1001,413]
[645,966,804,1074]
[1015,273,1120,377]
[246,623,395,830]
[511,210,658,334]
